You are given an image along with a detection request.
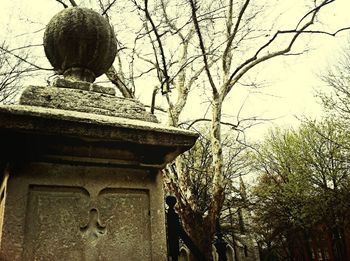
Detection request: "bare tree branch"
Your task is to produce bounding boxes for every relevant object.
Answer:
[180,118,238,129]
[0,45,52,71]
[296,0,334,29]
[68,0,77,7]
[0,42,35,103]
[222,0,340,98]
[143,0,171,94]
[291,27,350,37]
[223,0,250,74]
[188,0,218,96]
[101,0,118,15]
[55,0,68,8]
[105,66,134,98]
[9,44,43,52]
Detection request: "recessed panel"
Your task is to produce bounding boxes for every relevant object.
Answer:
[22,185,151,261]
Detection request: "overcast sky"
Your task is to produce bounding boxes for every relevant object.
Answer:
[1,0,350,140]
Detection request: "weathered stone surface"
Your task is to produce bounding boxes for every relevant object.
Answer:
[22,186,151,260]
[19,86,159,123]
[53,78,116,96]
[0,105,196,148]
[0,162,166,260]
[0,103,197,260]
[44,7,117,82]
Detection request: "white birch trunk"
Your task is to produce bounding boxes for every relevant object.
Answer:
[210,94,225,218]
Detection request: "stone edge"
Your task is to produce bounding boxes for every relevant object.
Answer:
[0,105,199,147]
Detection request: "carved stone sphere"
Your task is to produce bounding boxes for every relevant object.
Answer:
[44,7,117,82]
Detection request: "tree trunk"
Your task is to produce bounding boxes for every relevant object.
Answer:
[184,94,225,261]
[209,94,225,224]
[302,231,312,261]
[184,213,215,261]
[332,226,347,261]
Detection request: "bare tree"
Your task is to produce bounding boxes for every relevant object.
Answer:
[0,42,44,104]
[318,46,350,121]
[165,0,350,256]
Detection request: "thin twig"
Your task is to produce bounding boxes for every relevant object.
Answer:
[55,0,68,8]
[144,0,171,94]
[223,0,250,74]
[102,0,118,15]
[223,0,340,98]
[0,46,52,71]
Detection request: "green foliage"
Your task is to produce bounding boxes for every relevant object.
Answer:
[251,119,350,260]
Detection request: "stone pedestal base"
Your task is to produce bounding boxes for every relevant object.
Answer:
[0,105,198,260]
[0,162,165,260]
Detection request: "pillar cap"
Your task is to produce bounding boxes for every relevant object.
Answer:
[44,7,117,82]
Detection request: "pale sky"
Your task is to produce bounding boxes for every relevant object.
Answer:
[1,0,350,141]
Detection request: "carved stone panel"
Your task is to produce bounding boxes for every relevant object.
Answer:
[22,186,90,260]
[22,185,151,260]
[96,188,152,260]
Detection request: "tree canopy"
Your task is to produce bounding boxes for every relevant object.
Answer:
[251,119,350,260]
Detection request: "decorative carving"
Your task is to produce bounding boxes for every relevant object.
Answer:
[22,185,152,260]
[80,208,107,260]
[80,208,107,245]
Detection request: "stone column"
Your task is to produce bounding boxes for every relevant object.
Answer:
[0,7,197,260]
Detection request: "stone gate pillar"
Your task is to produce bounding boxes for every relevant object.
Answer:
[0,7,197,260]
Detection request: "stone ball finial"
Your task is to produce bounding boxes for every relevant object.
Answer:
[44,7,117,82]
